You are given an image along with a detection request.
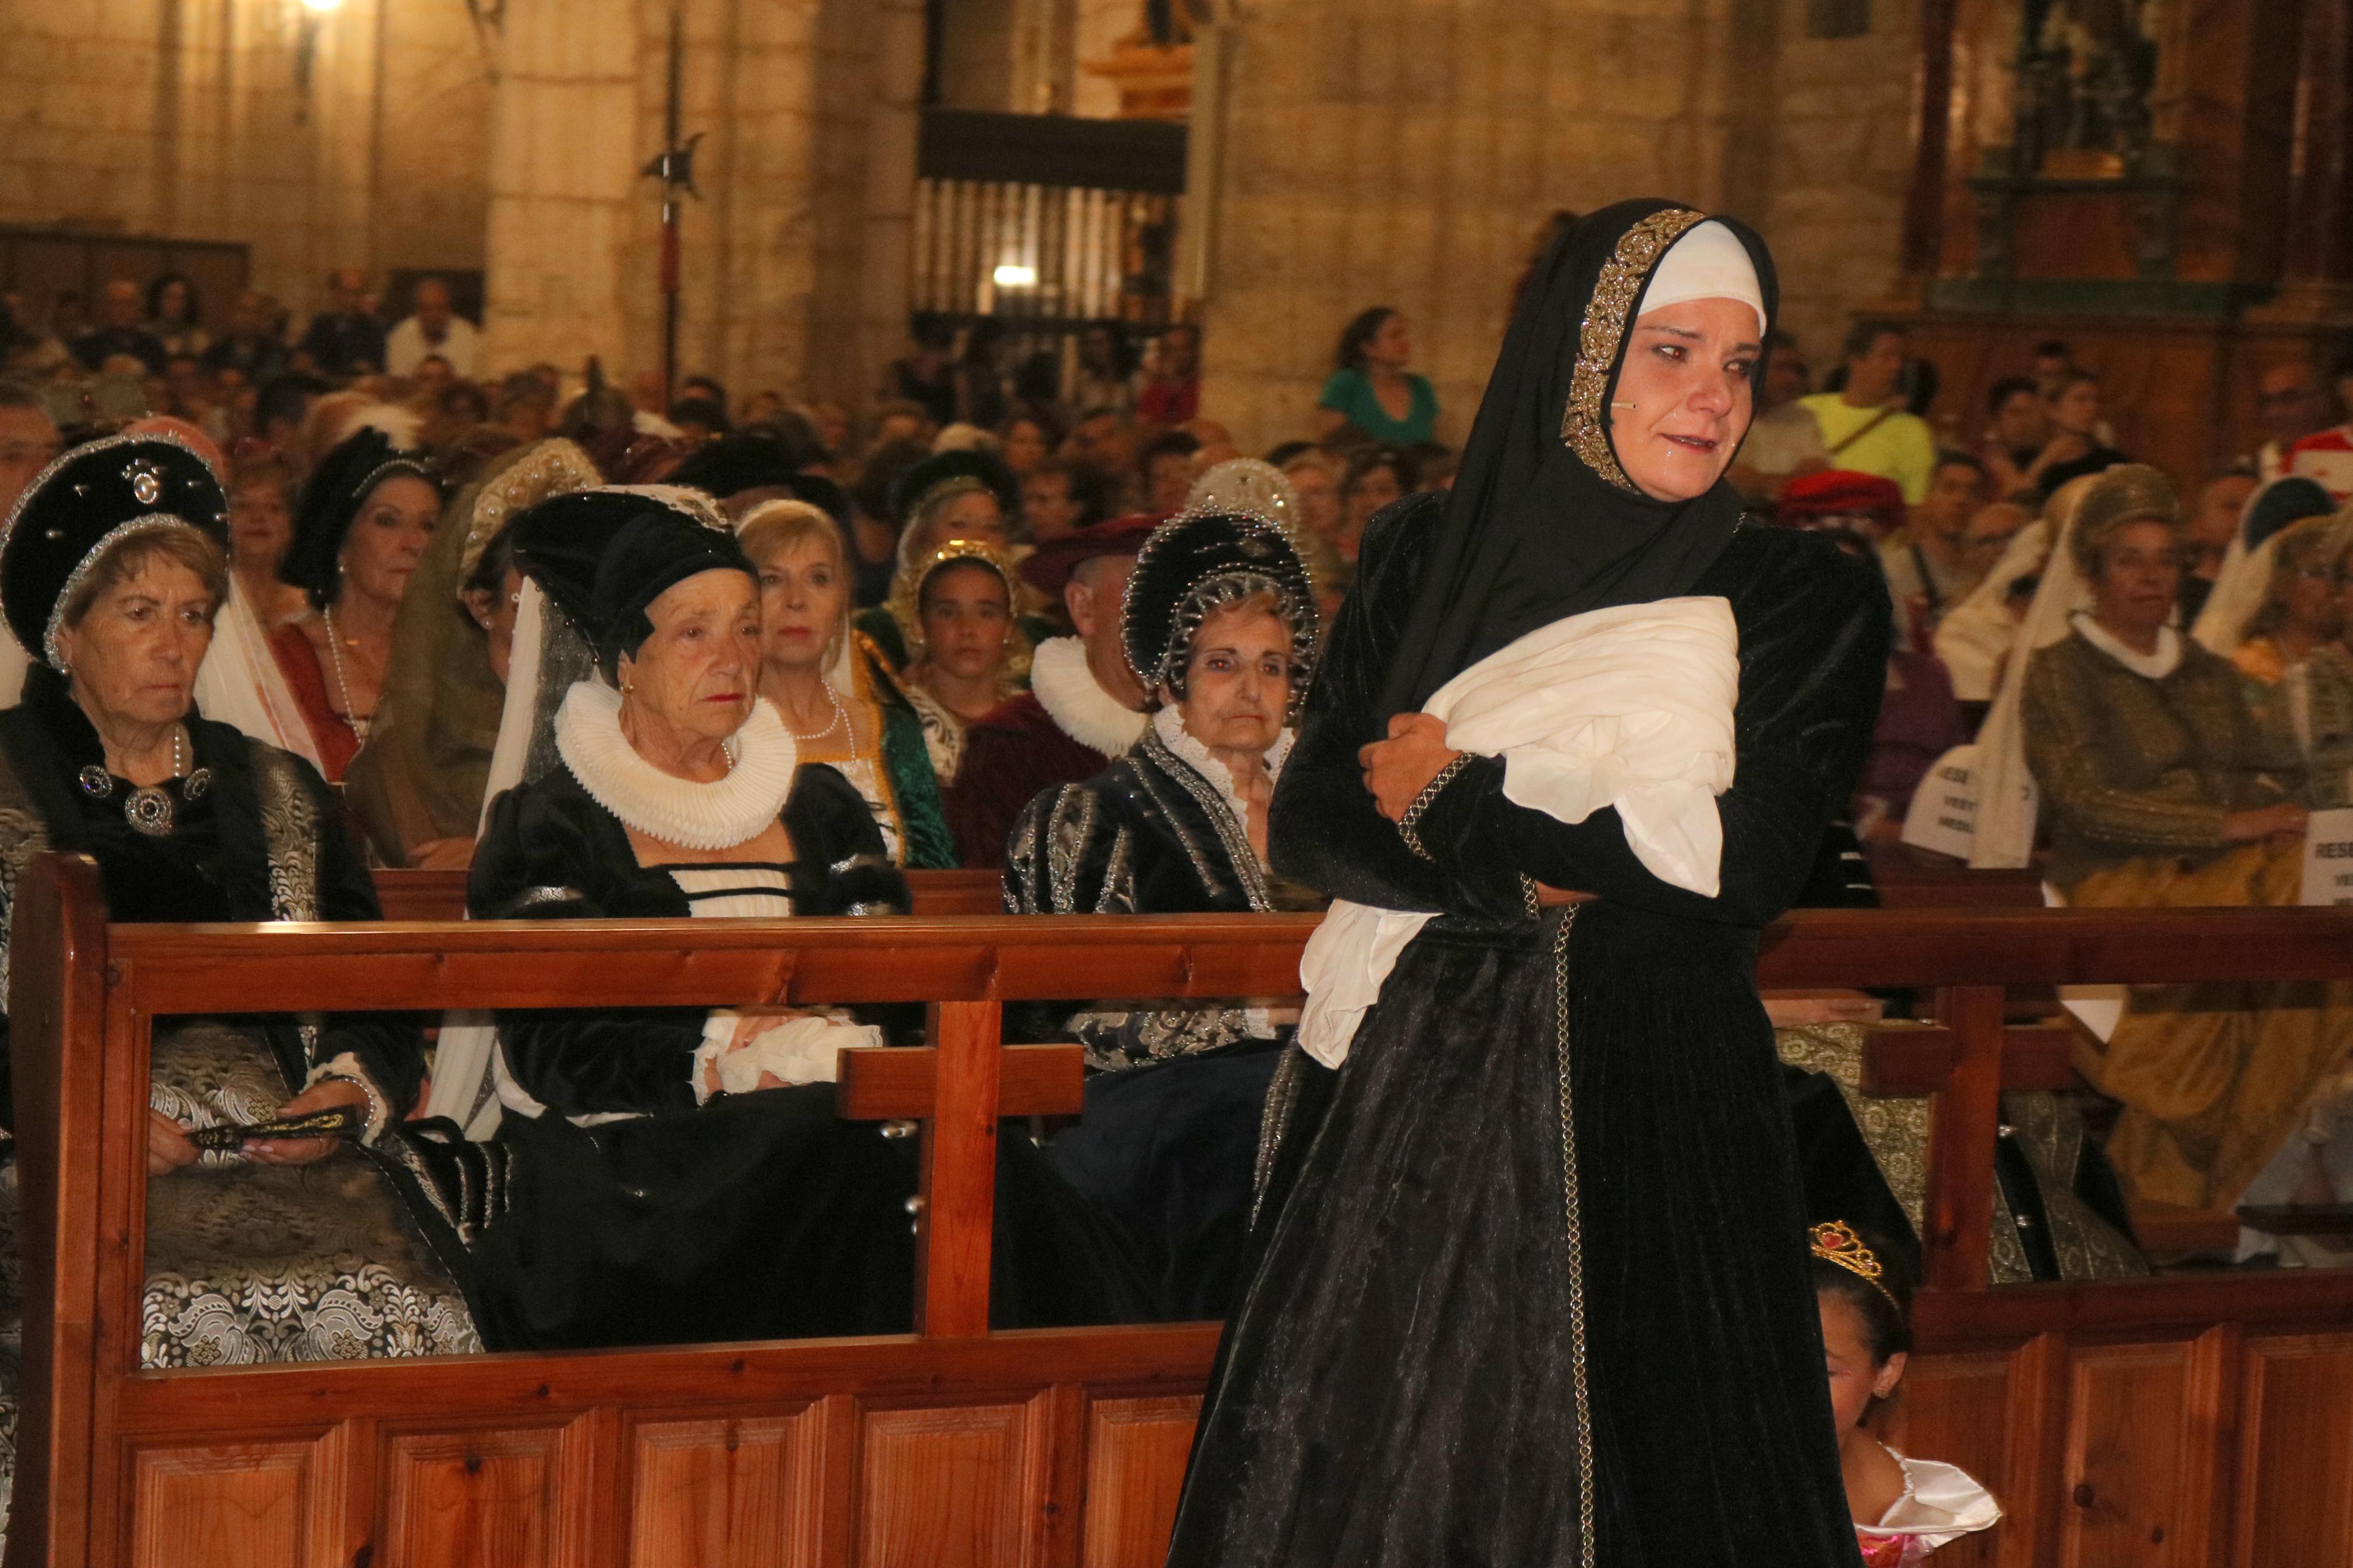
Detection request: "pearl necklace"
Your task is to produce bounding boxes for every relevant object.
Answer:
[779,681,859,766]
[320,605,374,744]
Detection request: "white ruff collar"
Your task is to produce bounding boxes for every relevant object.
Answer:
[2071,612,2182,680]
[1154,703,1291,835]
[555,681,796,849]
[1031,637,1147,756]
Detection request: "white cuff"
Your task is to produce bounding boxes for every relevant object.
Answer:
[305,1053,391,1144]
[691,1011,740,1105]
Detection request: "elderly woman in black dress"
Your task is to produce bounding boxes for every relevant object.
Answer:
[1170,202,1891,1566]
[464,486,1151,1347]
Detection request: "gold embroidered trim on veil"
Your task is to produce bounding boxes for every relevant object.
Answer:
[1559,207,1706,495]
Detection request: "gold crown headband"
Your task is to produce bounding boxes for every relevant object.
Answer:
[1809,1220,1900,1313]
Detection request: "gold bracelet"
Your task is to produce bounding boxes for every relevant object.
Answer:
[1396,755,1471,861]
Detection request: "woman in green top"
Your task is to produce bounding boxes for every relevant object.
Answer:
[1313,307,1439,446]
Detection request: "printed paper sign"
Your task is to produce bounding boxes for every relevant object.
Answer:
[1900,744,1981,862]
[2301,807,2353,906]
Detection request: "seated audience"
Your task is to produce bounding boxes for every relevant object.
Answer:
[345,438,601,869]
[1809,1222,1999,1564]
[2000,466,2348,1212]
[2288,518,2353,808]
[1005,509,1321,1318]
[1801,319,1937,504]
[2284,338,2353,503]
[1069,322,1139,419]
[2032,371,2130,498]
[1000,412,1054,478]
[1932,503,2043,706]
[954,318,1009,429]
[1137,322,1202,427]
[385,276,479,379]
[201,289,291,387]
[70,279,168,374]
[852,449,1020,669]
[1879,452,1989,645]
[1728,328,1826,506]
[947,515,1154,869]
[1062,407,1144,513]
[0,432,484,1400]
[739,497,954,867]
[1139,427,1202,515]
[2178,471,2258,623]
[1336,443,1413,567]
[223,453,311,629]
[1314,307,1439,447]
[887,314,957,429]
[1018,455,1102,544]
[297,267,388,379]
[269,425,442,780]
[2251,358,2334,482]
[144,273,209,359]
[883,539,1029,795]
[465,486,1148,1345]
[2189,477,2338,670]
[1979,375,2049,497]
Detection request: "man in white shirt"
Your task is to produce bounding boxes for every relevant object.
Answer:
[384,277,480,379]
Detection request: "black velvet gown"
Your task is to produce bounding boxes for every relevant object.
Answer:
[1002,717,1303,1320]
[466,761,1155,1349]
[1167,495,1890,1567]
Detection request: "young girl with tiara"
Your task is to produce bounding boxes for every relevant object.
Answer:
[1812,1220,2003,1565]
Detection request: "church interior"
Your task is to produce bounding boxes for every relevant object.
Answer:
[3,0,2353,1562]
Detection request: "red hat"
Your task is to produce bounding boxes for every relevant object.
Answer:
[1020,513,1162,598]
[1775,469,1907,538]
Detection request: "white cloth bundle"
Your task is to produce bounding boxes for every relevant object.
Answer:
[693,1011,883,1101]
[1297,597,1740,1068]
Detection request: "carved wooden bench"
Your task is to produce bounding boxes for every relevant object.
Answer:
[11,858,2353,1566]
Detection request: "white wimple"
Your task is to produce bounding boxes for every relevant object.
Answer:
[555,680,796,849]
[1031,637,1148,756]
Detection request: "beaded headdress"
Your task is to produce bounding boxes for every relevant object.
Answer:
[885,537,1033,682]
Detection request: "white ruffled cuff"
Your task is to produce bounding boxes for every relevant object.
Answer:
[304,1052,391,1144]
[693,1011,884,1103]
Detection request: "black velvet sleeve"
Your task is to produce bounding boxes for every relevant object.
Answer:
[786,763,912,915]
[1411,532,1893,929]
[1268,494,1528,923]
[469,780,707,1116]
[297,753,430,1115]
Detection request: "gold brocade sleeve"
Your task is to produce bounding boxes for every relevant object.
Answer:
[2021,649,2229,855]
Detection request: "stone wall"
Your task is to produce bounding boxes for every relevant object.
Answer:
[0,0,491,328]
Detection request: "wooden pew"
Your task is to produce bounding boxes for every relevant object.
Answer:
[12,860,2353,1566]
[369,866,1010,922]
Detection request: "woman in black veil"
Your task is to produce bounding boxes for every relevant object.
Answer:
[1167,202,1890,1565]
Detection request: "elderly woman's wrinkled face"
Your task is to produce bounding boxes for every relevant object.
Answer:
[2092,521,2181,638]
[1176,601,1293,756]
[619,568,761,744]
[757,534,847,674]
[339,473,438,607]
[2276,536,2343,641]
[56,558,218,729]
[1613,296,1759,503]
[920,560,1013,681]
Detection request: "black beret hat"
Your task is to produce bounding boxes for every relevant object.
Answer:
[1122,509,1318,711]
[280,426,439,609]
[0,432,229,668]
[510,485,751,680]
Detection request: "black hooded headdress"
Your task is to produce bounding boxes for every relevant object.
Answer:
[886,449,1020,528]
[280,426,440,609]
[1123,509,1319,714]
[0,431,230,668]
[1376,198,1777,719]
[510,485,751,681]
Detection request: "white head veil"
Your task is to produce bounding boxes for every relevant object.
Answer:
[1932,515,2050,703]
[2189,475,2340,659]
[1968,467,2180,869]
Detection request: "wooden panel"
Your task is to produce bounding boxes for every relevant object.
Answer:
[2060,1342,2195,1567]
[1080,1395,1198,1568]
[857,1403,1030,1568]
[627,1410,820,1568]
[126,1441,312,1568]
[378,1425,573,1568]
[1888,1354,2012,1568]
[2235,1335,2353,1568]
[837,1043,1084,1119]
[2009,192,2143,280]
